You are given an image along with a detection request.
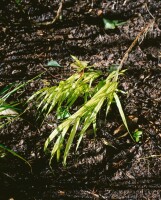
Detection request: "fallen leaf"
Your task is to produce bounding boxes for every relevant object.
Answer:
[47,60,62,67]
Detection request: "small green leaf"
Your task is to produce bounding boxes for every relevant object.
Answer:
[103,18,116,29]
[57,107,71,120]
[47,60,62,67]
[108,64,119,73]
[15,0,22,5]
[114,21,126,26]
[133,130,142,142]
[103,18,126,30]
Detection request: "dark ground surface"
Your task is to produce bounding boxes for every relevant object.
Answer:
[0,0,161,199]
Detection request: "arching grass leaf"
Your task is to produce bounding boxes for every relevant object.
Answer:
[114,92,133,140]
[0,144,31,171]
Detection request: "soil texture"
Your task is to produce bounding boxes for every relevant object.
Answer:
[0,0,161,199]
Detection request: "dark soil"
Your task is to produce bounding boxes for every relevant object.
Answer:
[0,0,161,199]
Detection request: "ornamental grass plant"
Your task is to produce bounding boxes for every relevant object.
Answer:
[29,56,130,165]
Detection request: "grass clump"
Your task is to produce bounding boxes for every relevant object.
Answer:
[29,56,130,166]
[0,74,44,167]
[28,56,102,120]
[45,70,129,165]
[0,83,21,128]
[0,73,43,128]
[0,83,33,170]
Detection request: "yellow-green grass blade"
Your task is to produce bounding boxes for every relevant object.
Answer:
[71,55,88,72]
[105,93,114,116]
[114,92,133,140]
[63,117,80,165]
[76,96,105,151]
[49,123,70,164]
[0,144,32,171]
[76,116,93,151]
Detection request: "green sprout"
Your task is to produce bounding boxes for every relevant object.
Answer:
[133,129,142,142]
[103,18,126,30]
[15,0,22,5]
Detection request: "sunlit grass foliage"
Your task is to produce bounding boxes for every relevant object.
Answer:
[29,56,130,165]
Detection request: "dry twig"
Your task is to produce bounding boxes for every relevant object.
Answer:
[35,0,64,26]
[118,19,155,71]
